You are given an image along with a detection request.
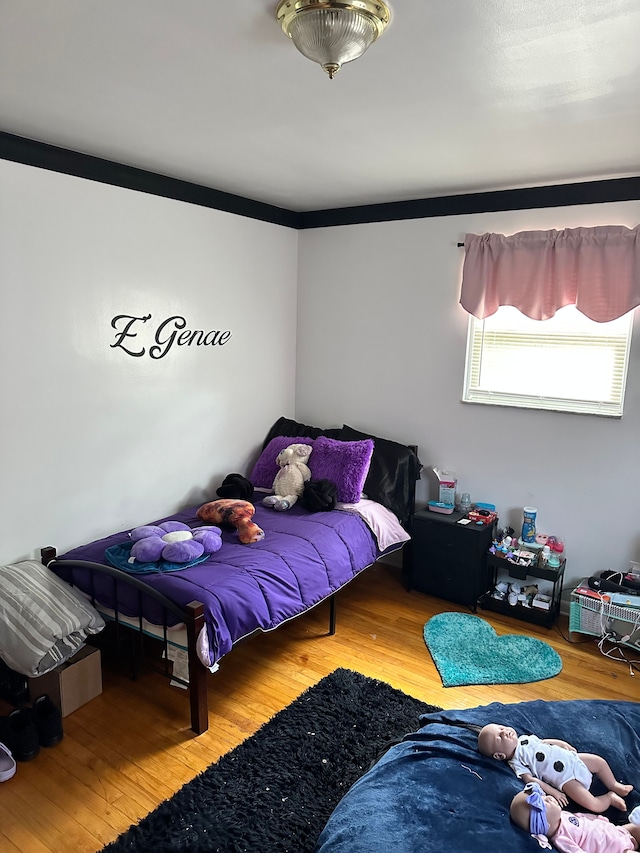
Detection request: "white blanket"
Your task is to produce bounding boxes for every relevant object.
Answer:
[0,560,105,677]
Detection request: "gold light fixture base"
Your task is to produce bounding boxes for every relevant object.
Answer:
[276,0,391,78]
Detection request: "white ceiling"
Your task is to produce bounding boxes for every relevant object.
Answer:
[1,1,639,213]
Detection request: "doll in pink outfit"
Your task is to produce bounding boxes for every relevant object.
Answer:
[510,782,640,853]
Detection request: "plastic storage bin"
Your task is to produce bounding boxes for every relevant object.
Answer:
[569,584,640,650]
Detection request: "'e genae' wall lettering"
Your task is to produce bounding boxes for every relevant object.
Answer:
[110,314,232,359]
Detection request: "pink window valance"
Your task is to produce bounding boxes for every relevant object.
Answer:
[459,225,640,322]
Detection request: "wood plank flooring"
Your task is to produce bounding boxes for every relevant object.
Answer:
[1,561,638,853]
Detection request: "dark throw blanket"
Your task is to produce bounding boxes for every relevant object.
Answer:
[316,697,640,852]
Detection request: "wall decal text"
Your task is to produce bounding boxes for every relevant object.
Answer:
[111,314,232,359]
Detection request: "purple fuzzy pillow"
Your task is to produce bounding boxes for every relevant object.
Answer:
[309,436,374,504]
[250,435,316,489]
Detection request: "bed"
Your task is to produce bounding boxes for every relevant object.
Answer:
[41,418,421,734]
[315,697,640,852]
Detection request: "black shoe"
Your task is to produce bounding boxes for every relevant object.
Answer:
[32,695,63,747]
[0,659,28,707]
[0,708,39,761]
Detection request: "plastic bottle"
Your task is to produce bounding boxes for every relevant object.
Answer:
[521,507,537,544]
[459,492,471,513]
[547,541,561,569]
[548,539,564,569]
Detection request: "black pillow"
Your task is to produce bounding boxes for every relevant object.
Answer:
[262,416,342,449]
[339,425,422,525]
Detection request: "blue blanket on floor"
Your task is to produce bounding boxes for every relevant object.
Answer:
[315,698,640,853]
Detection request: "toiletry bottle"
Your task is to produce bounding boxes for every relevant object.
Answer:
[459,492,471,513]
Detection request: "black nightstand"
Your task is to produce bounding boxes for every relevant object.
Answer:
[409,508,496,610]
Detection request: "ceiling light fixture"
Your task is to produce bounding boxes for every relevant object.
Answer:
[276,0,391,79]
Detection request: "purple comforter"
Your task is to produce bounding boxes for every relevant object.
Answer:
[53,503,383,668]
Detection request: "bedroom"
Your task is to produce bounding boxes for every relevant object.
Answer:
[1,2,640,852]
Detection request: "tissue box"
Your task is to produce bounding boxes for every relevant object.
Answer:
[532,593,552,611]
[432,467,457,505]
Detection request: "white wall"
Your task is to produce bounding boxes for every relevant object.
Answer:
[0,160,298,562]
[3,157,638,605]
[296,200,640,600]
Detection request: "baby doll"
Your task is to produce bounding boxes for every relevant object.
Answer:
[511,781,640,852]
[478,723,632,812]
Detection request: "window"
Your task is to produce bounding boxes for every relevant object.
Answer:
[463,305,633,417]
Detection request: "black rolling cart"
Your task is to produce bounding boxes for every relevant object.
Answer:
[479,551,566,628]
[408,508,496,611]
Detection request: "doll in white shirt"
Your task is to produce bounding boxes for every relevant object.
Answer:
[478,723,632,812]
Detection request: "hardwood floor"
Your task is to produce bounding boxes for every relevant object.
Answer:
[1,561,638,853]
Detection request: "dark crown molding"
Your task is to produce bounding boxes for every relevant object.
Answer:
[0,131,300,229]
[1,130,639,229]
[298,177,640,228]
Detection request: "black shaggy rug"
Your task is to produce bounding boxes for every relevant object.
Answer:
[102,668,439,853]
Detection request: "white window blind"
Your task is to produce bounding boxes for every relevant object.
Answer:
[463,305,633,417]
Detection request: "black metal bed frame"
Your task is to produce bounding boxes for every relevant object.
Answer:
[40,546,338,734]
[39,443,418,735]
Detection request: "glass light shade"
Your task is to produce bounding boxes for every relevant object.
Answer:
[288,8,379,77]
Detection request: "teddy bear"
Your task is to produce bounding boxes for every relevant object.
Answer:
[196,498,265,544]
[262,442,313,511]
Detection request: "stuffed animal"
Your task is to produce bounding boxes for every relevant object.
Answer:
[130,521,222,564]
[262,443,313,511]
[196,499,265,544]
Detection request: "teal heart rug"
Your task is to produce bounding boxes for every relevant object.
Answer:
[423,612,563,687]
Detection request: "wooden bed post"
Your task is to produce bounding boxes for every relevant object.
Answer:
[185,601,209,735]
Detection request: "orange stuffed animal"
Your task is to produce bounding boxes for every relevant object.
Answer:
[196,499,264,545]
